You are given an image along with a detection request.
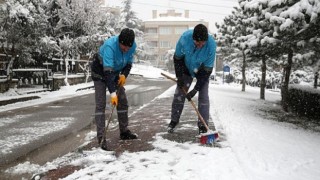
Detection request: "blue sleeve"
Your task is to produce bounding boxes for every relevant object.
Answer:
[174,37,185,59]
[99,40,117,93]
[194,38,216,91]
[102,45,115,69]
[204,38,216,68]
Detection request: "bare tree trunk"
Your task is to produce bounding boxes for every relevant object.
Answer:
[314,72,318,89]
[6,56,14,80]
[241,50,246,92]
[260,56,266,100]
[281,49,293,112]
[7,44,15,82]
[63,53,70,86]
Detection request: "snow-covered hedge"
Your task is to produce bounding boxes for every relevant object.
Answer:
[288,85,320,119]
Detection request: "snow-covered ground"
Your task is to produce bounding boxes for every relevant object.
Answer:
[210,84,320,180]
[2,64,320,180]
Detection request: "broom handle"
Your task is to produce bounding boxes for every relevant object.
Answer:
[161,72,209,131]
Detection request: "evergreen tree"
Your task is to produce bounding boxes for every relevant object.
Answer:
[294,0,320,89]
[0,0,48,70]
[121,0,142,30]
[52,0,106,58]
[235,0,319,110]
[45,0,61,37]
[267,0,319,110]
[239,0,282,100]
[219,6,251,92]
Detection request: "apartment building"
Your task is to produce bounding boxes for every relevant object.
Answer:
[143,9,208,68]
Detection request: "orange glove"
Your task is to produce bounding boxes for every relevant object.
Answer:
[118,74,126,87]
[110,92,118,106]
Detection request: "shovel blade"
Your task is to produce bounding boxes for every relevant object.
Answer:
[200,132,219,144]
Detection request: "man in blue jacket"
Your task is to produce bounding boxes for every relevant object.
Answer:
[167,24,216,134]
[91,28,138,150]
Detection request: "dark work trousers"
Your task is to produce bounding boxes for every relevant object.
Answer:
[94,80,129,140]
[171,74,210,126]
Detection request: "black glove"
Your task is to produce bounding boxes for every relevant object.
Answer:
[186,89,198,101]
[194,65,213,91]
[121,63,132,77]
[177,78,184,88]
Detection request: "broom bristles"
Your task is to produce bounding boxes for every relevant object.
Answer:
[200,131,219,144]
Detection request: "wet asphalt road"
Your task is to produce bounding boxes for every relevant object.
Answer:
[0,75,174,175]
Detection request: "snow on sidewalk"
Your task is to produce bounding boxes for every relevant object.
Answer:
[52,85,247,180]
[210,84,320,180]
[5,83,320,180]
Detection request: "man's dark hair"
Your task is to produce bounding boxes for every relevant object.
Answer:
[119,28,135,47]
[193,24,208,41]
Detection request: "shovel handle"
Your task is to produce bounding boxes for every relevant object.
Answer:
[105,105,116,131]
[161,72,209,131]
[161,72,177,82]
[101,88,119,145]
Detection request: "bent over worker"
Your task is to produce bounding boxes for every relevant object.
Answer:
[167,24,217,134]
[91,28,138,150]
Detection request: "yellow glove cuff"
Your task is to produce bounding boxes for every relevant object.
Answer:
[118,74,126,86]
[110,92,118,106]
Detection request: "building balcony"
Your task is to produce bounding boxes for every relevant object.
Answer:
[144,33,159,39]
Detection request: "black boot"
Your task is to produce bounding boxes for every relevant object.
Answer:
[120,130,138,140]
[198,123,208,134]
[167,121,178,133]
[98,137,108,151]
[101,139,108,150]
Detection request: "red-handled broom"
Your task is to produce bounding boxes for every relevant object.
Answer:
[161,72,219,145]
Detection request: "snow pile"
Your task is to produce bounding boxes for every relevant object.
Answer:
[131,63,168,79]
[60,135,245,180]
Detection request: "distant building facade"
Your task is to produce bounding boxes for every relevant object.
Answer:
[143,9,208,68]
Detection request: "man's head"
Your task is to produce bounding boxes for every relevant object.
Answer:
[119,28,135,49]
[193,24,208,48]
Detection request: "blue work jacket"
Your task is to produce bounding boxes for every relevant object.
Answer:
[99,36,136,73]
[175,30,216,77]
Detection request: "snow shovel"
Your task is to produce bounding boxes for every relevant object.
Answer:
[100,89,118,146]
[161,72,219,144]
[100,104,116,147]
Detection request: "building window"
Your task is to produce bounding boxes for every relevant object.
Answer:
[160,41,171,48]
[147,41,158,48]
[175,27,188,34]
[160,55,166,61]
[146,28,157,34]
[159,27,171,35]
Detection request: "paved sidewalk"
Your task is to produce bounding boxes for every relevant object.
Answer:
[40,95,219,179]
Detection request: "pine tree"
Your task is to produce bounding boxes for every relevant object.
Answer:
[237,0,319,110]
[239,0,273,99]
[268,0,319,110]
[121,0,142,30]
[225,6,251,92]
[294,0,320,89]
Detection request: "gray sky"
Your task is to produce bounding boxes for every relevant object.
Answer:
[104,0,239,32]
